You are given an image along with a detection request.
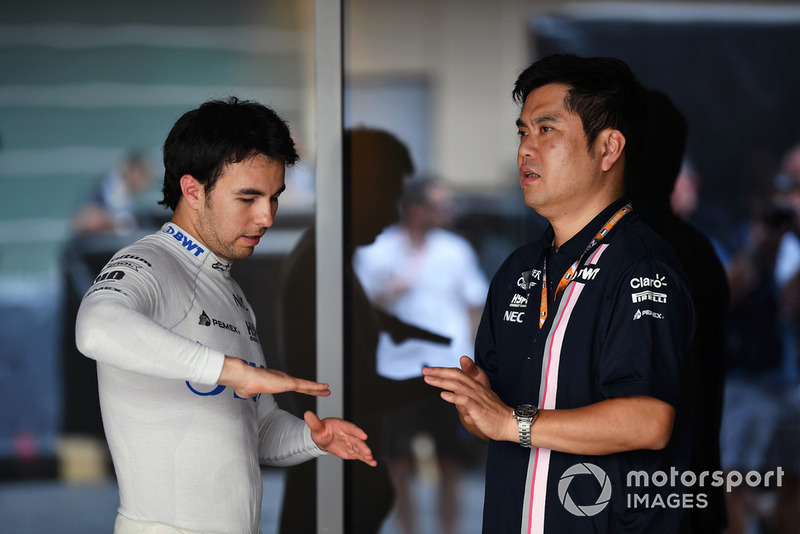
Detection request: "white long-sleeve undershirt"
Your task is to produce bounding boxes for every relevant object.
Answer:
[76,223,323,534]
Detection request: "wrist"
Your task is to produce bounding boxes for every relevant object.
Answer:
[217,356,243,387]
[513,404,539,448]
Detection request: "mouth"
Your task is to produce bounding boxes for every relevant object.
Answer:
[520,167,541,185]
[241,233,264,246]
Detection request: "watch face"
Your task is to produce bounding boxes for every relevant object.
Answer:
[515,404,537,417]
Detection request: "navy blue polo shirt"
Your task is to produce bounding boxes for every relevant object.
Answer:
[475,198,695,534]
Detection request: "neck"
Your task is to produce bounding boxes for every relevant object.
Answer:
[549,194,624,248]
[407,226,427,246]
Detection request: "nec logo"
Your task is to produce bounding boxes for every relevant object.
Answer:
[164,226,205,257]
[504,310,525,323]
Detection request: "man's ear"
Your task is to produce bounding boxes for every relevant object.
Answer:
[599,129,626,172]
[179,174,204,210]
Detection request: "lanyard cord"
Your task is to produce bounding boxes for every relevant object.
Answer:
[538,203,633,328]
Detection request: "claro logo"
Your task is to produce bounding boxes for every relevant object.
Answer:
[630,275,667,289]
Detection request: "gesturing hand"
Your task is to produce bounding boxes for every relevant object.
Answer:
[217,356,331,399]
[304,411,377,467]
[422,356,513,443]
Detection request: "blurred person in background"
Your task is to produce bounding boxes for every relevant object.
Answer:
[278,128,442,533]
[61,152,164,459]
[353,177,489,534]
[629,89,729,534]
[670,159,702,224]
[72,151,157,236]
[767,142,800,534]
[721,142,800,534]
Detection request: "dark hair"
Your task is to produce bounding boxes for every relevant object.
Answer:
[401,177,436,210]
[512,54,646,183]
[159,96,299,211]
[628,89,688,211]
[343,127,414,186]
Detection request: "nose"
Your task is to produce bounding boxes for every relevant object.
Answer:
[519,134,536,161]
[254,199,276,228]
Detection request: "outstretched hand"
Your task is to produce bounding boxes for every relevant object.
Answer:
[304,411,377,467]
[422,356,513,442]
[217,356,331,399]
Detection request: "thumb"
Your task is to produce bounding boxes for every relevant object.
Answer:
[460,356,489,387]
[304,410,323,433]
[460,356,479,377]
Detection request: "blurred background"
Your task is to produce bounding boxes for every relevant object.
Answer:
[2,0,800,533]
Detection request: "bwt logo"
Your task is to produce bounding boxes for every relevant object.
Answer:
[576,267,600,281]
[164,226,205,257]
[558,463,612,517]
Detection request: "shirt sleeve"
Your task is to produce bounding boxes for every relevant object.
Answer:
[458,242,490,308]
[352,241,391,301]
[256,394,326,466]
[596,258,694,407]
[75,252,225,386]
[474,271,502,387]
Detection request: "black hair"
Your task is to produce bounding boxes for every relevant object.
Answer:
[401,177,437,210]
[628,89,689,211]
[512,54,647,183]
[159,96,299,211]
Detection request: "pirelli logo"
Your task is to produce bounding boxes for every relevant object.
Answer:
[631,290,667,304]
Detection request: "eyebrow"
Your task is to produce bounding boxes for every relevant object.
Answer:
[236,184,286,197]
[517,113,562,127]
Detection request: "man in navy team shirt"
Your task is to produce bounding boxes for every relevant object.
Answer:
[423,55,695,533]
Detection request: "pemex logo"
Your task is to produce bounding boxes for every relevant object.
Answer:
[558,463,612,516]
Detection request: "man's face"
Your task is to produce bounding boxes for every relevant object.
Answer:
[516,83,605,220]
[194,154,285,261]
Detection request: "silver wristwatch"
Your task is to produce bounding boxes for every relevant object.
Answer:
[514,404,538,448]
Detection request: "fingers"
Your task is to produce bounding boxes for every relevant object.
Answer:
[219,358,332,397]
[293,378,331,397]
[306,413,377,466]
[460,356,491,387]
[303,410,323,433]
[459,355,477,373]
[422,366,471,395]
[350,438,377,467]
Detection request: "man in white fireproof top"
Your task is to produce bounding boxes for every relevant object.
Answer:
[75,97,376,534]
